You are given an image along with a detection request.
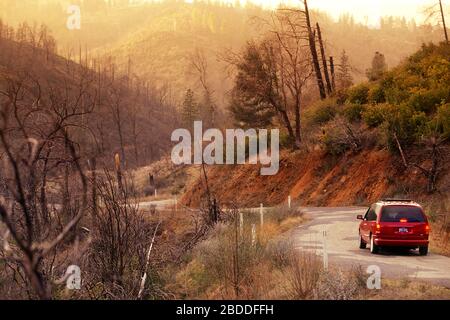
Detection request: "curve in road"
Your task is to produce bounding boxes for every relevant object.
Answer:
[291,207,450,288]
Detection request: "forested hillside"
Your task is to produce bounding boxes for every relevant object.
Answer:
[0,22,180,299]
[2,0,446,110]
[0,22,178,167]
[183,42,450,207]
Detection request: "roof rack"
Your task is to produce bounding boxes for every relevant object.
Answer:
[380,199,414,202]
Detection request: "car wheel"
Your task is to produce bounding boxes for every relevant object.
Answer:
[359,233,366,249]
[419,246,428,256]
[370,234,379,254]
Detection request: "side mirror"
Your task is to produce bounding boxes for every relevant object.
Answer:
[357,215,364,220]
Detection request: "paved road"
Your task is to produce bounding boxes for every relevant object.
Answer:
[291,207,450,288]
[139,199,177,210]
[141,201,450,287]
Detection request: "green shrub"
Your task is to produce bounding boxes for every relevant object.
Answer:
[383,104,428,150]
[408,88,449,114]
[368,84,386,104]
[434,103,450,139]
[343,103,367,122]
[346,84,370,105]
[362,103,390,128]
[279,131,295,149]
[336,90,348,105]
[320,117,360,156]
[305,99,338,126]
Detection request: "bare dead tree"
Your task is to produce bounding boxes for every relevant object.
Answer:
[236,11,314,148]
[440,0,449,43]
[189,48,211,97]
[394,132,446,193]
[189,48,217,127]
[329,56,336,92]
[0,73,92,299]
[303,0,326,99]
[138,219,161,299]
[316,23,332,95]
[424,0,449,43]
[200,162,220,226]
[105,81,127,168]
[263,2,328,103]
[272,11,314,146]
[85,168,152,299]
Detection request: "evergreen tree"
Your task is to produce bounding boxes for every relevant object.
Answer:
[229,90,274,128]
[336,50,353,90]
[366,51,388,81]
[181,89,199,128]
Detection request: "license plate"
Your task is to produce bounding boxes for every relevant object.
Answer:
[399,227,409,233]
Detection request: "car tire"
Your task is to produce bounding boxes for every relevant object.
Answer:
[370,234,379,254]
[359,233,366,249]
[419,246,428,256]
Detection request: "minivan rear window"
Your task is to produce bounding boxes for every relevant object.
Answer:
[380,206,425,222]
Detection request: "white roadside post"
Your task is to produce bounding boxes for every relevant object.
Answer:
[366,265,382,290]
[154,188,157,198]
[288,195,291,209]
[260,203,264,227]
[251,224,257,247]
[322,228,328,271]
[174,196,178,211]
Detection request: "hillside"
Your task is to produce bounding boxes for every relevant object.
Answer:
[182,147,449,207]
[0,30,177,167]
[182,42,450,209]
[2,1,446,110]
[93,3,445,107]
[93,2,262,109]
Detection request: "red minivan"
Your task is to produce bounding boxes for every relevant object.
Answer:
[357,200,430,255]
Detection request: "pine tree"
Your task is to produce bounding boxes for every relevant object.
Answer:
[337,50,353,90]
[181,89,199,128]
[366,51,388,81]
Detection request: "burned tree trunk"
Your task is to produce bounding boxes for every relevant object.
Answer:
[394,133,441,194]
[330,56,336,93]
[439,0,449,44]
[316,23,332,95]
[304,0,326,99]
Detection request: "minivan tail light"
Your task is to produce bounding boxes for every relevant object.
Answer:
[375,223,381,234]
[425,224,430,234]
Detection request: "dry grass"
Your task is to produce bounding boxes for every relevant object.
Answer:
[132,157,199,197]
[169,204,306,299]
[430,225,450,257]
[168,204,369,300]
[369,278,450,300]
[284,250,323,299]
[315,268,365,300]
[420,196,450,257]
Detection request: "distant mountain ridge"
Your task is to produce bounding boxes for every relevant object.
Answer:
[2,1,446,108]
[90,2,444,107]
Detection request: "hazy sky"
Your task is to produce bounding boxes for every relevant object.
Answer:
[231,0,448,26]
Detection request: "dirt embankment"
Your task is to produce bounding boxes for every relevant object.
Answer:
[181,148,449,208]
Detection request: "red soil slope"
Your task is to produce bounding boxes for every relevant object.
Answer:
[181,148,447,208]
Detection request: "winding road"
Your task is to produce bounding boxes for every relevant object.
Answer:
[140,200,450,287]
[291,207,450,288]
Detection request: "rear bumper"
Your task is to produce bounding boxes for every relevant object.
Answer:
[374,238,429,247]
